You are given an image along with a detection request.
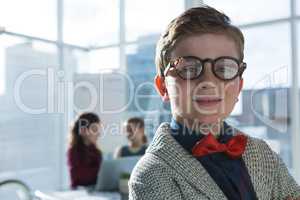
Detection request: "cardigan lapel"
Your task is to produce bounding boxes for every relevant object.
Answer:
[241,136,274,200]
[147,123,227,200]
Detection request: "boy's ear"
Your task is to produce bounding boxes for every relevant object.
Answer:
[154,75,169,102]
[238,78,244,93]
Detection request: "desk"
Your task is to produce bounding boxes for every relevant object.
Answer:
[35,190,128,200]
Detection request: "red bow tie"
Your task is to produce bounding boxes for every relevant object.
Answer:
[192,133,247,159]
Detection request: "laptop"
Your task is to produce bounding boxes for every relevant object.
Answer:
[94,156,142,192]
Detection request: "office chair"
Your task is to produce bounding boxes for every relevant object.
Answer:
[0,179,33,200]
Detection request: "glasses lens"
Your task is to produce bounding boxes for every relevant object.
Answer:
[214,58,239,80]
[175,57,202,79]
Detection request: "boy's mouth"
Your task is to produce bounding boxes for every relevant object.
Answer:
[192,96,223,107]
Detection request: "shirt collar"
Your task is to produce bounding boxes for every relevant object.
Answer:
[170,118,234,153]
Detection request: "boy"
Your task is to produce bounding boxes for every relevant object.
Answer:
[128,6,300,200]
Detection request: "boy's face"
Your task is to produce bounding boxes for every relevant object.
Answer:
[156,33,243,124]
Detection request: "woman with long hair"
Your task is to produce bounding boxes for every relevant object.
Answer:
[67,112,102,189]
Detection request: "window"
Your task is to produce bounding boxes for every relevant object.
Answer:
[64,0,119,47]
[125,0,184,42]
[0,0,56,40]
[243,23,291,89]
[76,47,120,73]
[204,0,290,25]
[124,0,184,137]
[125,43,168,138]
[297,0,300,15]
[0,39,61,190]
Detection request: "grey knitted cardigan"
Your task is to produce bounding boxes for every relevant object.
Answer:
[129,123,300,200]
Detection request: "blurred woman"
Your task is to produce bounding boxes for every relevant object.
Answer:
[67,112,102,189]
[114,117,148,158]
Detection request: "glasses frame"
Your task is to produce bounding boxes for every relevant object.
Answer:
[161,55,247,81]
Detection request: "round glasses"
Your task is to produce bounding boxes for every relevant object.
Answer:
[162,56,247,81]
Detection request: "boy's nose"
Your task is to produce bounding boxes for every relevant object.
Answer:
[199,62,217,82]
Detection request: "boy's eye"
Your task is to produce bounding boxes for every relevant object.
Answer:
[215,66,229,72]
[177,65,202,78]
[179,65,197,72]
[182,65,197,72]
[215,64,239,79]
[216,65,237,72]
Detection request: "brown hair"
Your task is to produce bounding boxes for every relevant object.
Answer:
[155,5,245,76]
[69,112,101,151]
[125,117,147,144]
